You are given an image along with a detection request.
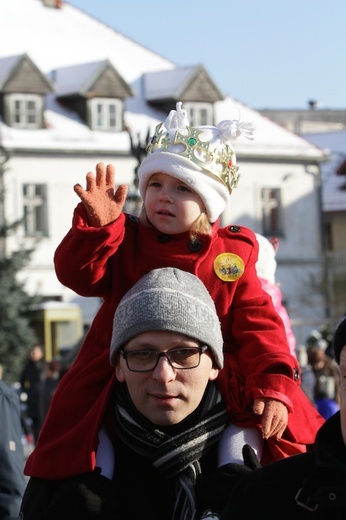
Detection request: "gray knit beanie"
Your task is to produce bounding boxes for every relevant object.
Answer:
[110,267,223,369]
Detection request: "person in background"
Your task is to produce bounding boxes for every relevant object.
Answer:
[308,339,340,419]
[295,345,317,404]
[0,364,25,520]
[20,345,45,443]
[41,358,60,419]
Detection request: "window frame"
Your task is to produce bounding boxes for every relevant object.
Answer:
[7,93,42,129]
[22,183,49,237]
[183,102,213,127]
[89,98,122,131]
[261,187,284,236]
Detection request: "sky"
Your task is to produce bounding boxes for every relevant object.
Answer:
[66,0,345,111]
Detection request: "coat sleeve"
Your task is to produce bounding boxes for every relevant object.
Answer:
[54,203,126,297]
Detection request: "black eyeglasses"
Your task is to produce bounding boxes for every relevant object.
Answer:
[120,345,209,372]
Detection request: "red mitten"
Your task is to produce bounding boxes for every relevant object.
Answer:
[253,397,288,439]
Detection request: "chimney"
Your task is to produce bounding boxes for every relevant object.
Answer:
[308,100,318,110]
[42,0,63,8]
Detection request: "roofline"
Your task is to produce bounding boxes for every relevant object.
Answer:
[236,154,328,164]
[1,147,133,157]
[1,147,327,163]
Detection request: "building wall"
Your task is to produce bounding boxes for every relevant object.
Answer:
[4,153,137,299]
[221,160,325,343]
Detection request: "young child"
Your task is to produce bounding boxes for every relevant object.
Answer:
[25,102,324,479]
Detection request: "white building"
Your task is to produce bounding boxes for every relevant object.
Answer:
[0,0,328,347]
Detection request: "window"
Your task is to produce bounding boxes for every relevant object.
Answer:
[261,187,283,236]
[23,184,48,237]
[184,103,213,126]
[8,94,42,129]
[90,98,122,131]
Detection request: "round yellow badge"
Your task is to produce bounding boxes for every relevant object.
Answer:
[213,253,245,282]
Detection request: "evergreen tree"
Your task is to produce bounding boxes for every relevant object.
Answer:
[0,148,39,383]
[0,249,39,383]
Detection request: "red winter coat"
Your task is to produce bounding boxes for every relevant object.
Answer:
[25,205,324,478]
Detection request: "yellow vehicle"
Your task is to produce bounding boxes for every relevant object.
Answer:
[29,301,83,361]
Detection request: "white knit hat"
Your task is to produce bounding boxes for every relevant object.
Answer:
[138,102,255,223]
[110,267,224,369]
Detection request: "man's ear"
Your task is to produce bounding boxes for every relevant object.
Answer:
[115,363,125,382]
[209,367,219,381]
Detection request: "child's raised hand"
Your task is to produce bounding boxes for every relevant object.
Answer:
[74,163,128,227]
[253,397,288,440]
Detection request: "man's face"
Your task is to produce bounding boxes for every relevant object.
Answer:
[116,331,219,426]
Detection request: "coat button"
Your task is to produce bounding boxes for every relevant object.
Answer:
[229,225,241,233]
[158,234,171,243]
[293,368,300,381]
[189,239,202,252]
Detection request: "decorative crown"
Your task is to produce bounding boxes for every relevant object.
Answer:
[145,102,255,194]
[146,123,239,193]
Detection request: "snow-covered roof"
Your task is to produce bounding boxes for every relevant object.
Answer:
[215,98,327,161]
[0,55,23,88]
[303,130,346,212]
[143,65,224,102]
[0,0,175,81]
[0,0,328,163]
[52,61,107,97]
[143,66,198,101]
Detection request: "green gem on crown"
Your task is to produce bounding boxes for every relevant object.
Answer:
[188,137,197,146]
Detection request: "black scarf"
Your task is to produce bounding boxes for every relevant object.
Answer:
[115,382,227,520]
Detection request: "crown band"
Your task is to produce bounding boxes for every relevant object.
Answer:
[146,123,240,194]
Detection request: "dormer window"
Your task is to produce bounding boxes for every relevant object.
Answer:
[89,98,122,131]
[0,54,53,129]
[184,102,213,126]
[8,93,43,129]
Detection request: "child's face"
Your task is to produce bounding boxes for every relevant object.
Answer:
[144,172,205,234]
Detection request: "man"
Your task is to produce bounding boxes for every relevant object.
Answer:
[21,271,346,520]
[19,268,238,519]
